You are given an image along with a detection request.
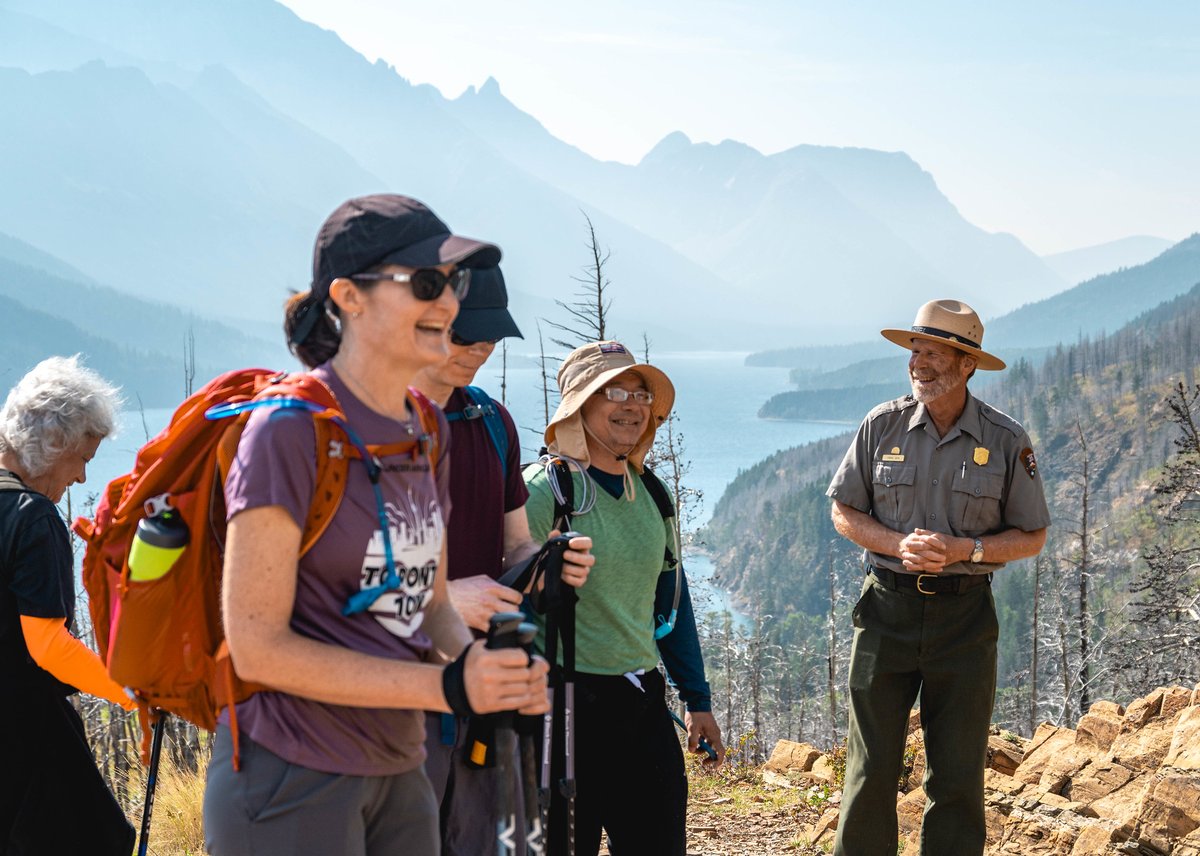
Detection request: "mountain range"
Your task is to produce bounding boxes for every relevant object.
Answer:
[0,0,1089,359]
[750,233,1200,415]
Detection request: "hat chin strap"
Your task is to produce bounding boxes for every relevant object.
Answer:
[581,421,639,501]
[581,420,638,463]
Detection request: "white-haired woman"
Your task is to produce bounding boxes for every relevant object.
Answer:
[0,355,137,855]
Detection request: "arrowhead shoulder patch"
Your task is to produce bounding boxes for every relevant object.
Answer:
[1021,447,1038,479]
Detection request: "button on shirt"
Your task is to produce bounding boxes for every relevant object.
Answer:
[827,392,1050,576]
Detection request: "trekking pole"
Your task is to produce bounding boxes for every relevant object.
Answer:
[487,612,539,856]
[535,532,577,856]
[519,715,544,855]
[137,709,167,856]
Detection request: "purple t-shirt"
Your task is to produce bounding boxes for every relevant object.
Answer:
[222,362,452,776]
[444,387,528,582]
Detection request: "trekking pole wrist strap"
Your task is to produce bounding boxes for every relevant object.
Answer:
[442,645,476,717]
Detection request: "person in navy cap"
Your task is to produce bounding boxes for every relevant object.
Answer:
[414,266,594,856]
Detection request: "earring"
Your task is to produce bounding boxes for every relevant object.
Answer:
[351,311,362,320]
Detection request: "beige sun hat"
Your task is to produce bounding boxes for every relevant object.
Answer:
[880,298,1006,371]
[545,341,675,472]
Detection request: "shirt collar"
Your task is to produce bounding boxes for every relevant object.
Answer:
[906,391,984,443]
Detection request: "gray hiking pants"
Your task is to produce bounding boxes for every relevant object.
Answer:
[204,725,439,855]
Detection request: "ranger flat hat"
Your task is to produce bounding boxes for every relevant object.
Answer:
[880,298,1006,371]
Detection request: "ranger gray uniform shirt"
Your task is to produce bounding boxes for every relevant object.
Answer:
[827,392,1051,576]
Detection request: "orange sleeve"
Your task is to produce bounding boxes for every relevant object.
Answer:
[19,615,137,710]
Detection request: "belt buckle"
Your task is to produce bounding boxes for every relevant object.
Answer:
[916,574,938,595]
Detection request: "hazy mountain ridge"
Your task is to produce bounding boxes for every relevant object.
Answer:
[1042,235,1174,286]
[986,234,1200,350]
[0,234,288,402]
[451,80,1067,330]
[0,0,1181,357]
[0,293,199,404]
[745,234,1200,391]
[0,0,775,346]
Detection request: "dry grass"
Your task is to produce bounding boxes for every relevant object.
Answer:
[126,752,208,856]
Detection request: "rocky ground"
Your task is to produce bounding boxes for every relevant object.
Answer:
[630,683,1200,856]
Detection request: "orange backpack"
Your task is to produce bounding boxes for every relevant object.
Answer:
[73,368,440,761]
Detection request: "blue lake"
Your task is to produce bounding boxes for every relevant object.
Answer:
[76,352,851,615]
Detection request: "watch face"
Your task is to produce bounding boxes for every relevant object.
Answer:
[971,541,984,562]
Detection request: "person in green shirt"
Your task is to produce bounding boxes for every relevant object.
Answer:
[524,340,724,856]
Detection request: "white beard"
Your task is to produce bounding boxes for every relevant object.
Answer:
[910,373,959,403]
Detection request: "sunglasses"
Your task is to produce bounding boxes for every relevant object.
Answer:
[449,331,501,347]
[351,268,471,301]
[599,387,654,405]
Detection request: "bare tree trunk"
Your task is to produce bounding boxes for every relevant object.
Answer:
[1075,423,1093,712]
[827,550,839,746]
[722,610,734,746]
[1031,554,1042,735]
[537,321,551,428]
[1058,603,1072,725]
[750,612,763,762]
[184,326,196,396]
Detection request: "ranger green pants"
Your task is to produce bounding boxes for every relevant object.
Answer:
[834,572,998,856]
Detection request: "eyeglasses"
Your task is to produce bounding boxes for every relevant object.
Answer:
[449,331,501,348]
[351,268,471,301]
[599,387,654,405]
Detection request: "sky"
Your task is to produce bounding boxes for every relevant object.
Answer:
[276,0,1199,255]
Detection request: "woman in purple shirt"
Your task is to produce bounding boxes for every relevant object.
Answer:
[203,195,549,856]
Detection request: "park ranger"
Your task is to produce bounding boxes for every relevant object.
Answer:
[827,298,1050,856]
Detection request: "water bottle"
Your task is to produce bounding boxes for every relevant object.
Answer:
[128,511,190,581]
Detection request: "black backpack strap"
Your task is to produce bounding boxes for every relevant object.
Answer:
[638,467,677,568]
[639,466,682,640]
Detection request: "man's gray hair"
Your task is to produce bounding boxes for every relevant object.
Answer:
[0,355,123,478]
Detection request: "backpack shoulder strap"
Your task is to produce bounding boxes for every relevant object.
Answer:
[446,386,509,479]
[640,465,682,640]
[638,467,676,524]
[639,466,679,569]
[465,386,509,479]
[216,372,352,556]
[406,387,441,477]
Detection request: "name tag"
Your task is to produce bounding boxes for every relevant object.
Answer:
[881,454,905,462]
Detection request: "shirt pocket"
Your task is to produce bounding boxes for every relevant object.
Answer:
[872,462,917,528]
[951,470,1005,534]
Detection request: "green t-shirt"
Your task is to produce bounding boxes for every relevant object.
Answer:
[524,465,673,675]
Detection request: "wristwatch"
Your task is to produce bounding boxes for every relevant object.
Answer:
[971,538,985,563]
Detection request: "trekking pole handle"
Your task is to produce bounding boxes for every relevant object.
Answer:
[486,611,538,654]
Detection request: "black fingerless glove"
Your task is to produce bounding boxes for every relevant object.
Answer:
[442,645,476,717]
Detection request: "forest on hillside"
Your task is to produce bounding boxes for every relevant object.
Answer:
[697,284,1200,758]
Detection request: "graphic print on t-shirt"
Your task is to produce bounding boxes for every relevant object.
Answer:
[360,490,445,638]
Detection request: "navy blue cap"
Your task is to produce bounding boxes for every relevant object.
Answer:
[451,266,523,342]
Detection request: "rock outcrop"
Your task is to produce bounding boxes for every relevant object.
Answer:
[774,684,1200,855]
